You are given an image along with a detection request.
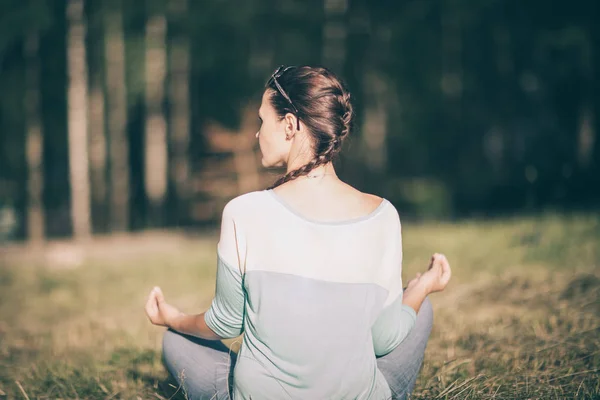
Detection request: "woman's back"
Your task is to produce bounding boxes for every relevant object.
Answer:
[207,189,409,399]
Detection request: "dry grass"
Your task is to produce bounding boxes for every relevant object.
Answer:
[0,213,599,399]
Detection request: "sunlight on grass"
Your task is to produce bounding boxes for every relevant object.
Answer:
[0,215,598,399]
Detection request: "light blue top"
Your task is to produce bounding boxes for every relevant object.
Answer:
[204,190,416,399]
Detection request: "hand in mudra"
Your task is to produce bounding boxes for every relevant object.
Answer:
[420,253,451,293]
[145,286,183,327]
[407,253,452,294]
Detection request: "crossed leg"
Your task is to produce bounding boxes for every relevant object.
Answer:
[162,297,432,400]
[162,329,237,400]
[376,297,434,400]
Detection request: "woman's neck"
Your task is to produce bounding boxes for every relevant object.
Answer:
[286,162,337,178]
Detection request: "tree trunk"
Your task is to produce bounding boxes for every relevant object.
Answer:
[440,0,463,103]
[105,0,130,232]
[360,19,391,174]
[66,0,92,240]
[322,0,347,74]
[89,73,107,225]
[577,30,594,169]
[24,32,45,244]
[588,3,600,190]
[87,0,108,232]
[145,14,168,226]
[361,70,388,172]
[234,105,261,193]
[168,0,191,208]
[440,0,463,195]
[578,105,594,168]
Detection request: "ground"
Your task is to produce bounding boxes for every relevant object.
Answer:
[0,213,598,399]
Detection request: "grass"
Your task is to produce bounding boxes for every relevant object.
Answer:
[0,213,599,399]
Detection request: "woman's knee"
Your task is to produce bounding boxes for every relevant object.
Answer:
[421,296,433,316]
[162,329,181,365]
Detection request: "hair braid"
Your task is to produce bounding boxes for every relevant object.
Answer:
[339,91,353,141]
[268,159,320,189]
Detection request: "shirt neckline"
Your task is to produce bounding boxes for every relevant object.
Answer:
[265,189,389,226]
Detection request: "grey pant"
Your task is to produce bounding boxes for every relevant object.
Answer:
[162,297,433,400]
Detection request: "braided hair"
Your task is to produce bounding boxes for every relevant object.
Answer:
[266,66,354,189]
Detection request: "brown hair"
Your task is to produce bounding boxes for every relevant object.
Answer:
[266,66,354,189]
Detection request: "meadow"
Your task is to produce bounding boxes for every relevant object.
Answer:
[0,213,598,399]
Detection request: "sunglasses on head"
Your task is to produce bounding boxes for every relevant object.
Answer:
[268,65,300,131]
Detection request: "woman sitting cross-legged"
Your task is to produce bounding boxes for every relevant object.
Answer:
[145,65,451,400]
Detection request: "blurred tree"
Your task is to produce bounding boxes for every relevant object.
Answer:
[66,0,92,239]
[105,0,130,231]
[86,0,108,233]
[360,26,392,175]
[167,0,191,221]
[144,2,168,226]
[24,31,44,243]
[0,0,53,240]
[592,2,600,192]
[322,0,347,74]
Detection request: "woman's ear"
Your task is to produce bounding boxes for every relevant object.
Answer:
[284,113,297,138]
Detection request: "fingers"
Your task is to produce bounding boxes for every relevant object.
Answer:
[432,253,445,263]
[145,289,156,309]
[433,253,451,274]
[153,286,165,305]
[428,253,445,269]
[145,290,158,320]
[441,259,452,283]
[428,255,435,269]
[431,253,448,269]
[434,253,452,286]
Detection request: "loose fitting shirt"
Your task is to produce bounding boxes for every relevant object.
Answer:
[204,189,416,400]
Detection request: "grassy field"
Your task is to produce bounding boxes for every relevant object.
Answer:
[0,213,599,399]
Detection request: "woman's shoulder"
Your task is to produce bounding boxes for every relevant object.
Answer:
[361,191,386,210]
[352,188,400,221]
[222,190,269,218]
[324,184,401,230]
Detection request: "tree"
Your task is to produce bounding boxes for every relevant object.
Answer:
[87,0,108,232]
[168,0,191,217]
[24,31,45,243]
[105,0,129,231]
[144,8,168,225]
[66,0,92,239]
[322,0,347,74]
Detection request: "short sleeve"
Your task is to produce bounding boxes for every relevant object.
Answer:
[204,255,245,338]
[371,206,415,356]
[371,292,417,356]
[204,202,246,339]
[381,206,403,306]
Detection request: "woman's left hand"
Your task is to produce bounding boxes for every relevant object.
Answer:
[145,286,183,328]
[405,253,452,295]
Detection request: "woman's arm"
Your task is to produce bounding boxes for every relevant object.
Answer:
[402,279,430,314]
[145,200,246,340]
[167,312,222,340]
[166,253,247,340]
[371,253,451,356]
[145,286,223,340]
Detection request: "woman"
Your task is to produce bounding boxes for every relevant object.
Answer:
[145,66,451,400]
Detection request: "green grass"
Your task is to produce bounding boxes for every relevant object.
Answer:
[0,214,599,399]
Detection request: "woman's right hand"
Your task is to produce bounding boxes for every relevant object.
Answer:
[419,253,452,294]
